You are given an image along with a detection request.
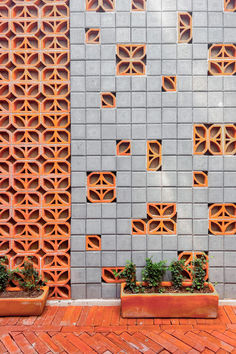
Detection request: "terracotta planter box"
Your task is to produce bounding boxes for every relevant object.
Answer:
[0,286,49,317]
[121,282,219,318]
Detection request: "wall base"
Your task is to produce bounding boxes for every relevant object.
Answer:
[47,299,236,307]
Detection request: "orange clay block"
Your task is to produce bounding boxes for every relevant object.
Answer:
[147,219,176,235]
[116,140,131,155]
[193,171,208,187]
[224,124,236,154]
[147,203,176,219]
[131,0,146,11]
[193,124,223,155]
[116,44,146,75]
[87,172,116,203]
[224,0,236,12]
[86,0,115,12]
[86,235,101,251]
[147,203,177,235]
[208,44,236,75]
[0,0,71,299]
[132,203,177,235]
[147,140,162,171]
[178,12,192,43]
[102,267,125,283]
[178,252,209,283]
[85,28,100,43]
[101,92,116,108]
[132,219,147,235]
[209,203,236,235]
[162,76,177,92]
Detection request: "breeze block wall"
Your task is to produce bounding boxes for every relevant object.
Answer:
[0,0,71,299]
[70,0,236,299]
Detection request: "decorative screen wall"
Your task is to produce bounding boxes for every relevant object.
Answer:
[70,0,236,300]
[0,0,70,299]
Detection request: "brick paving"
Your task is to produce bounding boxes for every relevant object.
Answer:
[0,306,236,353]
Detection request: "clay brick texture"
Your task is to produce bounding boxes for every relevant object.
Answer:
[0,0,70,299]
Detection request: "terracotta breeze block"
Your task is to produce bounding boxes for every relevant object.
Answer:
[147,141,162,171]
[193,124,223,155]
[194,124,236,155]
[147,203,177,235]
[193,171,208,187]
[86,0,115,12]
[116,44,146,75]
[87,172,116,203]
[224,0,236,12]
[178,12,192,43]
[208,44,236,75]
[0,0,71,299]
[101,92,116,108]
[102,267,125,283]
[116,140,131,155]
[85,28,100,44]
[132,204,177,235]
[131,0,146,11]
[178,252,209,282]
[162,76,177,92]
[86,235,101,251]
[209,204,236,235]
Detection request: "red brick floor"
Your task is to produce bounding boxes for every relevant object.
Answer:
[0,306,236,353]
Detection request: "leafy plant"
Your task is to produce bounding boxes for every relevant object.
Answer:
[0,257,9,292]
[114,261,143,294]
[12,257,46,293]
[168,259,186,289]
[158,287,165,293]
[191,255,207,291]
[142,258,166,288]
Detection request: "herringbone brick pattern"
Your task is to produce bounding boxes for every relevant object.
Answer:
[0,306,236,353]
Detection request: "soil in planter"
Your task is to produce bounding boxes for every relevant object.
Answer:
[124,286,213,294]
[0,290,43,298]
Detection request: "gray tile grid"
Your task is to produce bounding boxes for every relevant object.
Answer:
[70,0,236,299]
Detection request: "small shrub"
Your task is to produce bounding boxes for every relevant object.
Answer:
[142,258,166,288]
[191,255,207,291]
[12,257,46,292]
[168,259,186,289]
[114,261,143,294]
[0,257,9,292]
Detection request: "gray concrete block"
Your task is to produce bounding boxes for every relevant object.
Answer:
[101,235,116,251]
[102,283,117,298]
[71,268,86,284]
[86,252,101,267]
[71,252,85,267]
[71,285,86,300]
[117,235,132,250]
[87,284,101,298]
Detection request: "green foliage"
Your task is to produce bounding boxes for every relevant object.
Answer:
[168,259,186,289]
[158,287,165,293]
[118,254,209,295]
[142,258,166,288]
[114,261,143,294]
[12,257,46,293]
[191,256,207,291]
[0,257,9,292]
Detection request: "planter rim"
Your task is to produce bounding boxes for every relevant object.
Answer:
[121,282,218,297]
[0,286,49,301]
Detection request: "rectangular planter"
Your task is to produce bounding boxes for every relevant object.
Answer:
[121,282,219,318]
[0,286,49,316]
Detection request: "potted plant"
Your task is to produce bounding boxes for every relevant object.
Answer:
[0,257,49,316]
[119,256,219,318]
